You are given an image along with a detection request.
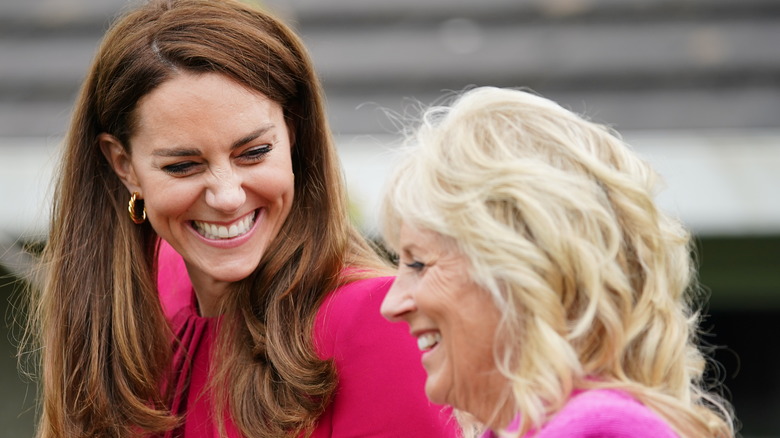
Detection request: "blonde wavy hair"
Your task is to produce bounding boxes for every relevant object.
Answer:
[381,87,735,437]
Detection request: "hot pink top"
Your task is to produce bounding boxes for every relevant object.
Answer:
[480,389,679,438]
[156,241,458,437]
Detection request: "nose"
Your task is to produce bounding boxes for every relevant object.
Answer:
[380,277,416,322]
[205,168,246,213]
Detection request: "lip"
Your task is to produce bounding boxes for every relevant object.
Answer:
[195,210,256,227]
[411,328,442,356]
[411,328,439,339]
[189,209,262,249]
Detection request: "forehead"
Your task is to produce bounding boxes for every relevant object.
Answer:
[400,222,441,244]
[129,72,285,145]
[398,222,459,255]
[137,72,275,114]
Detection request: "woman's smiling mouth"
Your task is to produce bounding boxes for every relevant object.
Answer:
[192,210,257,240]
[417,332,442,352]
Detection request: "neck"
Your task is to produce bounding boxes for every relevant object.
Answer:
[482,401,517,434]
[473,379,517,433]
[187,269,231,317]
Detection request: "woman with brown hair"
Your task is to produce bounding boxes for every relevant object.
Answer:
[27,0,458,437]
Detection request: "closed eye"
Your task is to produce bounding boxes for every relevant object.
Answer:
[238,144,272,163]
[162,161,202,176]
[404,261,425,271]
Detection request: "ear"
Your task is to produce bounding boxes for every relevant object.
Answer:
[98,133,141,193]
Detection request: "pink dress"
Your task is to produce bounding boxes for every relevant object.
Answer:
[480,389,679,438]
[156,241,458,437]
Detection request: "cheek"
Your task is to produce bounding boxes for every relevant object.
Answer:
[448,303,501,372]
[141,181,202,222]
[414,290,449,320]
[247,168,295,203]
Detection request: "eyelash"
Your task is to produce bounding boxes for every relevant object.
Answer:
[238,144,272,162]
[404,261,425,271]
[161,144,273,176]
[162,162,198,176]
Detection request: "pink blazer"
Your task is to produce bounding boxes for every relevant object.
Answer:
[156,241,459,437]
[480,389,678,438]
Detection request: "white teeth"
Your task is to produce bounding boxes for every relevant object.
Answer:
[193,211,256,240]
[417,332,441,351]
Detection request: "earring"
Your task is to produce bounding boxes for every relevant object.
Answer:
[128,192,146,224]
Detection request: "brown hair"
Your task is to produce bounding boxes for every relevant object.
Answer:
[28,0,387,436]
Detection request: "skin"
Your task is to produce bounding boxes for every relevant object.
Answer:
[100,72,295,316]
[380,222,514,429]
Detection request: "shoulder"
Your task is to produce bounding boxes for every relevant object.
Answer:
[539,389,678,438]
[312,275,459,437]
[313,276,394,358]
[318,276,394,319]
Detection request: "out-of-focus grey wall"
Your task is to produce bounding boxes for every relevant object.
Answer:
[1,0,779,436]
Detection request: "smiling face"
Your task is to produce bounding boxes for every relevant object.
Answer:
[100,72,295,313]
[380,222,512,427]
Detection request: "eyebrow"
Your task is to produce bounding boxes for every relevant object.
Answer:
[151,124,275,157]
[231,125,274,150]
[400,243,422,256]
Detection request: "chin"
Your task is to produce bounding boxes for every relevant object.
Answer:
[424,384,448,407]
[215,270,257,283]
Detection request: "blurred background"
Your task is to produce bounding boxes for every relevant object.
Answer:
[1,0,779,436]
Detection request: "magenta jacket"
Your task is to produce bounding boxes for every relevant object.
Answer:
[481,389,678,438]
[156,241,459,437]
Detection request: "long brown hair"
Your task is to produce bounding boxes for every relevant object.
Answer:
[27,0,387,436]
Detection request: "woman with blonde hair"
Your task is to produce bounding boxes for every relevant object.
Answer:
[26,0,459,436]
[380,87,736,437]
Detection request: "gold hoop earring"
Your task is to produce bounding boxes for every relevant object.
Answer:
[128,192,146,224]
